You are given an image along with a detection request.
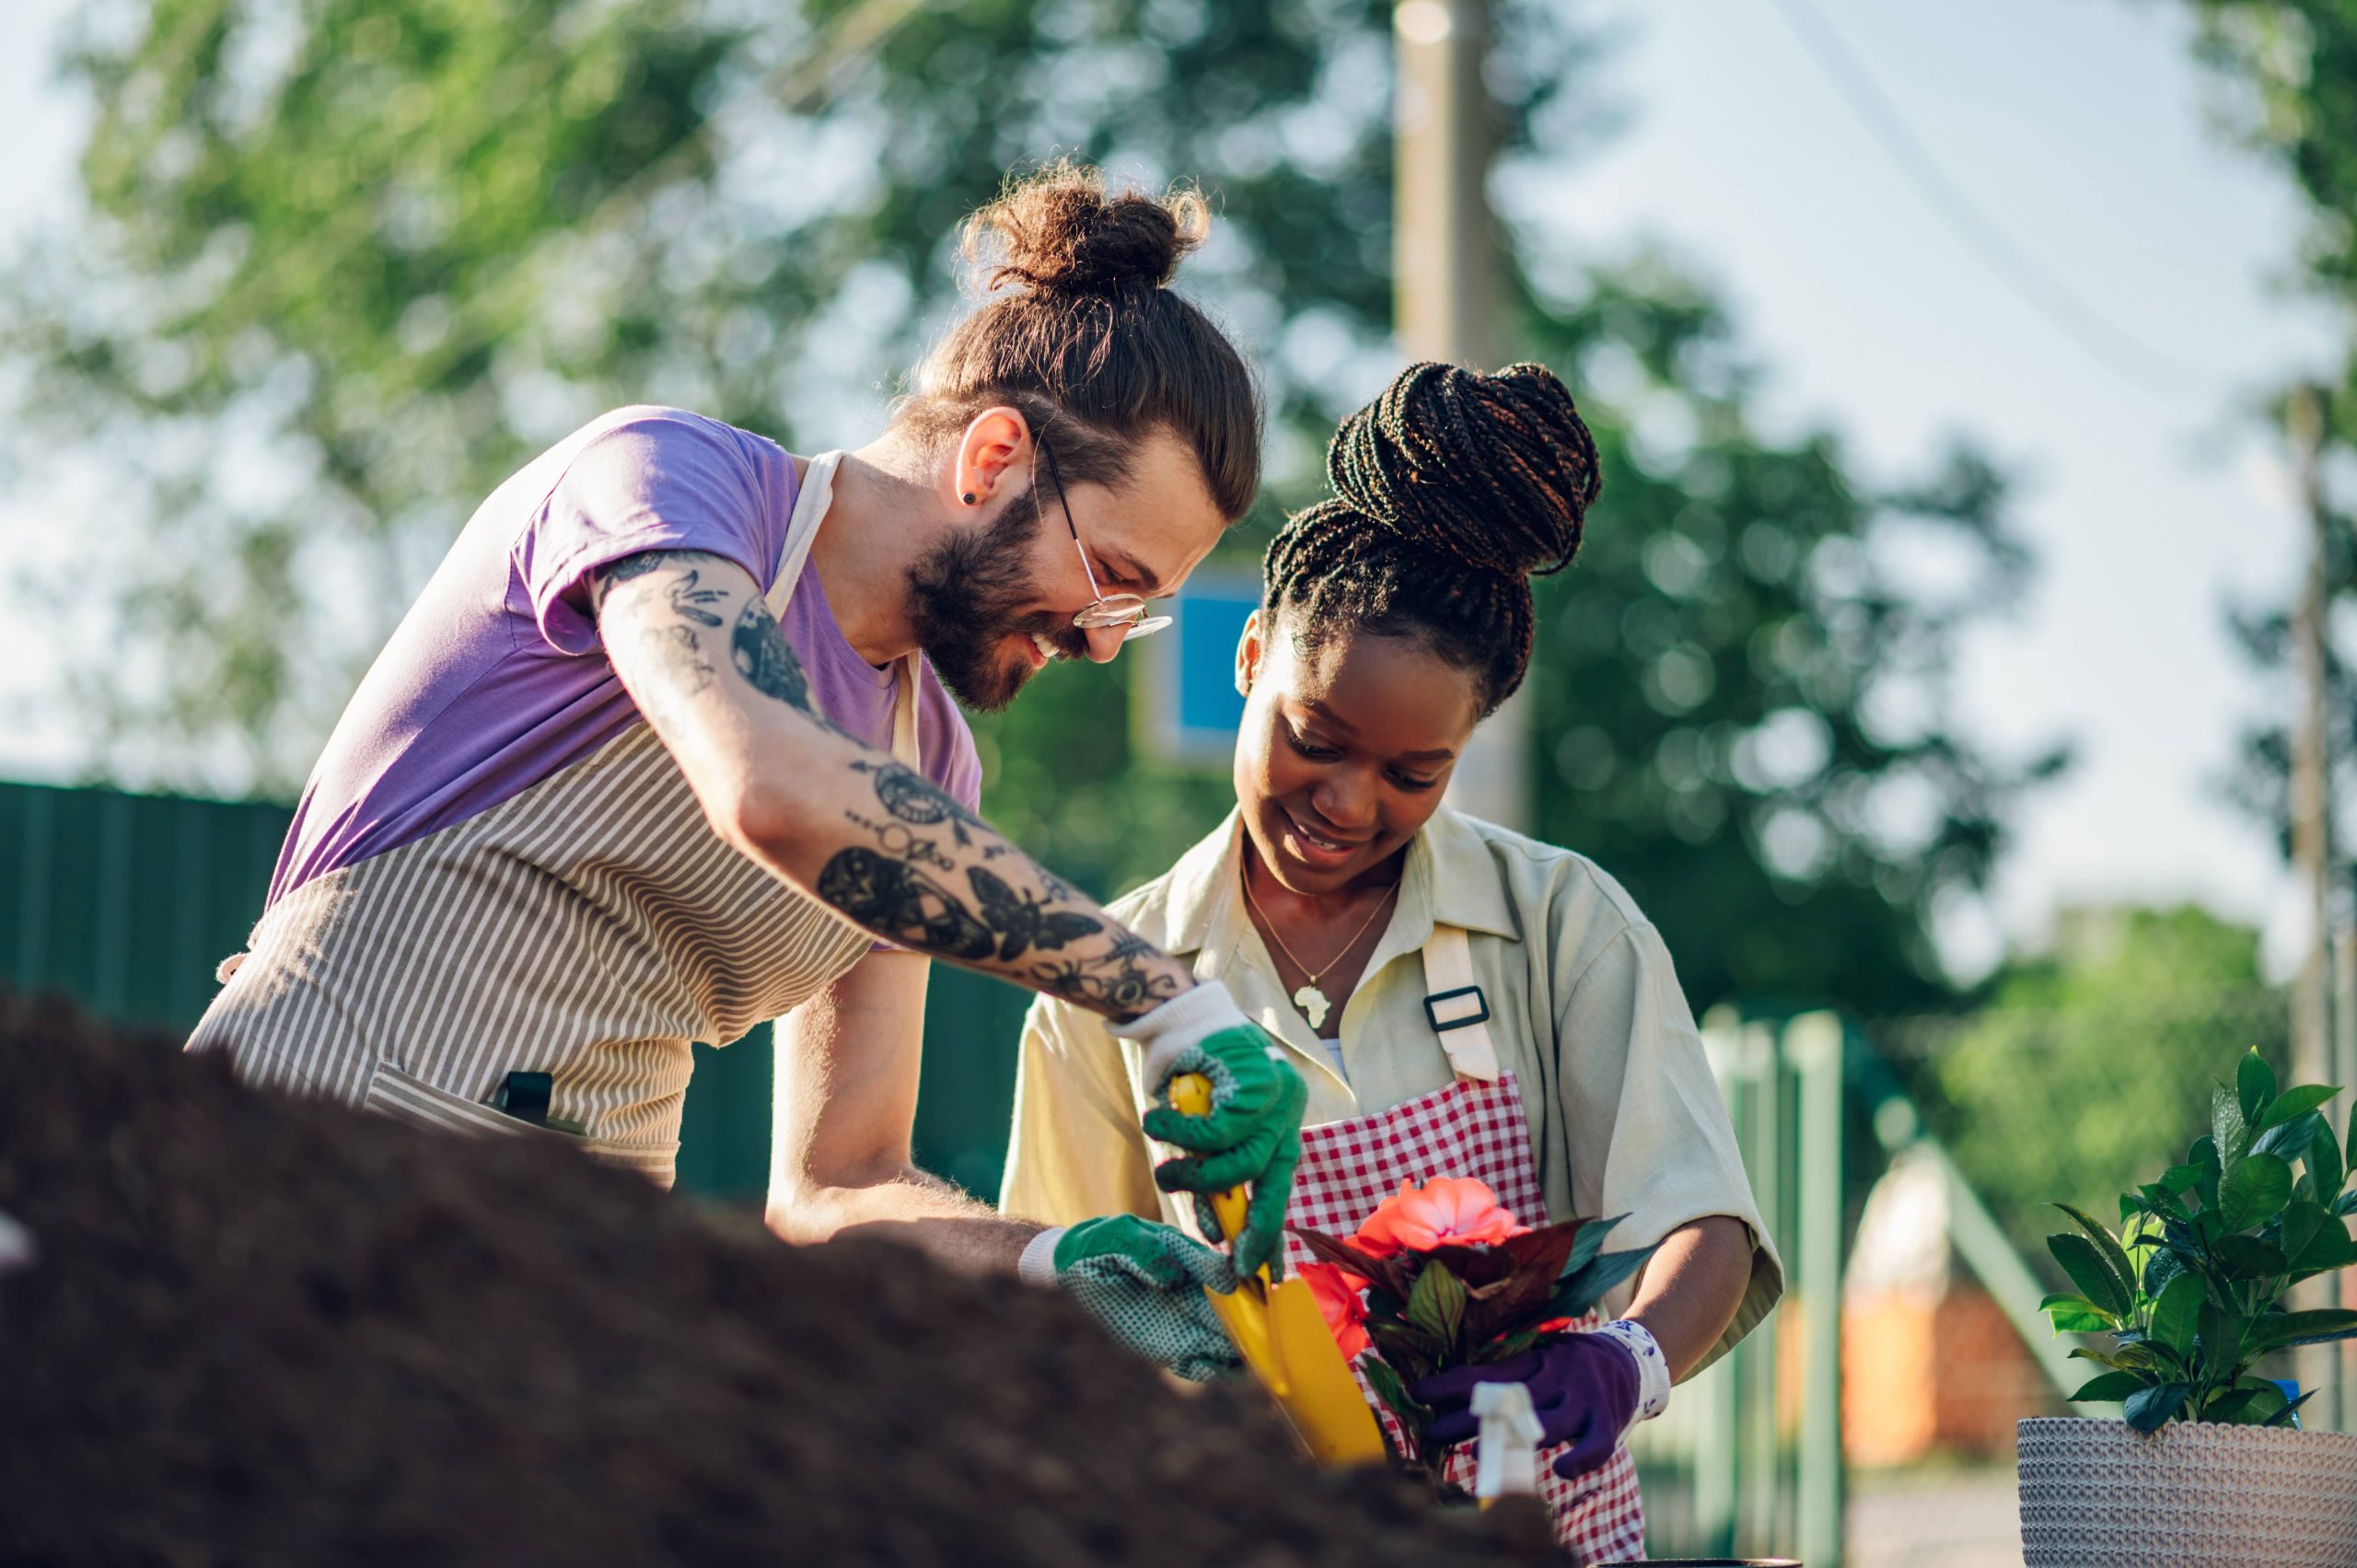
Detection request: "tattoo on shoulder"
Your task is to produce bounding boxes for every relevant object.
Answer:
[731,599,816,714]
[592,549,722,614]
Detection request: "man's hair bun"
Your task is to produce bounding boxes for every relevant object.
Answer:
[1327,360,1598,583]
[963,159,1208,297]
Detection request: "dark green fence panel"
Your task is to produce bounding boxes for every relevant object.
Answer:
[0,779,1028,1207]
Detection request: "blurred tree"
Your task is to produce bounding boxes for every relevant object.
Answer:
[2178,5,2357,866]
[4,0,2053,1010]
[1923,903,2288,1259]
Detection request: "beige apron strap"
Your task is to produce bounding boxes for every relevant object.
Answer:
[765,450,923,773]
[889,653,923,767]
[763,450,845,618]
[1421,923,1500,1082]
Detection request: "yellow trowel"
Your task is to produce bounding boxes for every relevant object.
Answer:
[1170,1073,1387,1467]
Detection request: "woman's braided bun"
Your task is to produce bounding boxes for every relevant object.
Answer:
[964,159,1208,297]
[1327,360,1596,583]
[1264,361,1602,715]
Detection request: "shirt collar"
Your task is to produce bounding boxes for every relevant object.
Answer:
[1159,804,1524,961]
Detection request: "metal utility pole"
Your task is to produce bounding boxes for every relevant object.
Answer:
[1394,0,1527,830]
[2286,380,2339,1422]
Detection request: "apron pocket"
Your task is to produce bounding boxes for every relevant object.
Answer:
[361,1063,679,1183]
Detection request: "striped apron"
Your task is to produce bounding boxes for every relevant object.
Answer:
[186,451,920,1188]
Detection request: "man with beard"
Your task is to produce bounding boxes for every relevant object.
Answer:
[187,165,1303,1378]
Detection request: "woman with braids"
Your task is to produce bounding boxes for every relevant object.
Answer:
[187,163,1307,1382]
[1003,361,1781,1558]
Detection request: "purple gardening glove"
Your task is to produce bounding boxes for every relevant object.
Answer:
[1411,1332,1643,1481]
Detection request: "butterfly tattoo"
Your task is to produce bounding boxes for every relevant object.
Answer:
[969,867,1101,962]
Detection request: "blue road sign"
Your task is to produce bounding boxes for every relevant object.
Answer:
[1138,569,1259,767]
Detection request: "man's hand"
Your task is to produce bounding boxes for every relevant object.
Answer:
[1018,1214,1242,1382]
[1122,981,1307,1280]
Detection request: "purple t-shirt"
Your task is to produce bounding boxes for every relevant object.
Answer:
[267,406,981,908]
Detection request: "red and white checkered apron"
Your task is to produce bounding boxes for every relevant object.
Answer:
[1283,1069,1646,1562]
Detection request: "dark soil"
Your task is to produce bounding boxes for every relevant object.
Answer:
[0,992,1564,1566]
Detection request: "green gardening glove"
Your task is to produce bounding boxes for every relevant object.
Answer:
[1122,981,1307,1282]
[1017,1215,1243,1382]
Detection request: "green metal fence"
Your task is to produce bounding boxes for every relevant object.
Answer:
[0,778,1033,1206]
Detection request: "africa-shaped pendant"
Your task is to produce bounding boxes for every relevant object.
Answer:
[1293,983,1332,1031]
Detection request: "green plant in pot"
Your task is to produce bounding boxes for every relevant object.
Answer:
[2017,1048,2357,1567]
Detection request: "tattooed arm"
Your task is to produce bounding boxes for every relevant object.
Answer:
[592,550,1192,1019]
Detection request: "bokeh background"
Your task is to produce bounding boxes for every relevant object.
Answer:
[7,2,2357,1562]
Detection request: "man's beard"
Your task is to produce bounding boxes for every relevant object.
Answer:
[904,482,1089,713]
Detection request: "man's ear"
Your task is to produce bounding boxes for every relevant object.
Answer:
[952,406,1033,509]
[1235,607,1267,696]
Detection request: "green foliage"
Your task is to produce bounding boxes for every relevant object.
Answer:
[1930,905,2289,1260]
[2178,5,2357,854]
[2042,1046,2357,1430]
[6,0,2053,1008]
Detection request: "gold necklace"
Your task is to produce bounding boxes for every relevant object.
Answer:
[1239,861,1399,1032]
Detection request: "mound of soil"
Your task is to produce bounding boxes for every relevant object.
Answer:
[0,992,1562,1566]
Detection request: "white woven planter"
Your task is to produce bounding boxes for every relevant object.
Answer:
[2018,1416,2357,1567]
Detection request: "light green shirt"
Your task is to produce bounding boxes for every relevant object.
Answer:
[1000,805,1782,1374]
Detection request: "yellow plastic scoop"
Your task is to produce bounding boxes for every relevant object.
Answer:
[1169,1073,1386,1467]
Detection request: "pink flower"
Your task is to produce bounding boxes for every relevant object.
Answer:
[1352,1176,1526,1258]
[1298,1261,1372,1359]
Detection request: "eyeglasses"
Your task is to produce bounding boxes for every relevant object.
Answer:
[1038,439,1171,643]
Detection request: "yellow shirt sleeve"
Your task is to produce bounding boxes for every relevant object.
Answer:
[998,991,1163,1226]
[1554,918,1784,1374]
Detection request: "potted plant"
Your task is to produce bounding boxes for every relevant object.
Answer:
[2019,1048,2357,1566]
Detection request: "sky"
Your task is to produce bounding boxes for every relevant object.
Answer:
[0,0,2336,980]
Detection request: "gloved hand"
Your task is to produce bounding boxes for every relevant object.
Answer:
[1018,1214,1243,1382]
[1123,981,1306,1280]
[1411,1323,1666,1481]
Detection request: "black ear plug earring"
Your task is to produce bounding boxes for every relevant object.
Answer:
[961,492,977,505]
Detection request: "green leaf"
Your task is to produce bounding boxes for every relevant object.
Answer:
[2238,1051,2278,1127]
[2255,1110,2327,1161]
[2139,1183,2192,1225]
[2142,1245,2186,1298]
[2042,1295,2119,1334]
[2124,1381,2189,1432]
[2202,1388,2260,1423]
[2290,1217,2357,1275]
[2265,1388,2318,1428]
[2192,1135,2224,1211]
[1557,1214,1625,1282]
[2213,1235,2290,1279]
[2200,1298,2240,1365]
[2067,1370,2151,1403]
[2049,1233,2132,1318]
[1357,1353,1427,1453]
[2159,1162,2203,1195]
[2234,1377,2289,1427]
[1548,1243,1658,1321]
[2310,1120,2346,1202]
[2066,1346,2131,1370]
[2337,1191,2357,1218]
[2241,1309,2357,1358]
[2279,1198,2331,1268]
[2256,1084,2339,1133]
[2149,1272,2202,1359]
[2215,1088,2253,1171]
[2052,1204,2140,1313]
[1404,1260,1467,1347]
[2217,1154,2293,1231]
